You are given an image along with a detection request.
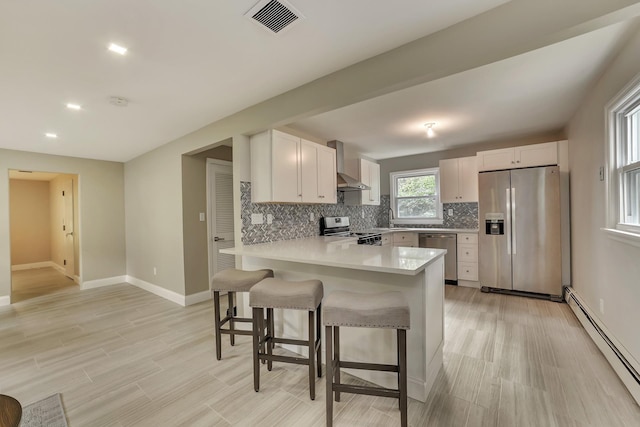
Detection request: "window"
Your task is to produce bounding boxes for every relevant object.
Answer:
[390,168,442,224]
[606,73,640,241]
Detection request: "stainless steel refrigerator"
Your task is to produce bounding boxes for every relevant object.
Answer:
[478,166,562,299]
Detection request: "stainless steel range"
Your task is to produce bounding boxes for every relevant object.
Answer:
[320,216,382,246]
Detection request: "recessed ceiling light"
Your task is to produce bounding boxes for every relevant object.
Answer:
[108,43,127,55]
[66,103,82,110]
[45,133,58,139]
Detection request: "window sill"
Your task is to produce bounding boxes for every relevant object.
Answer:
[392,219,444,225]
[601,227,640,248]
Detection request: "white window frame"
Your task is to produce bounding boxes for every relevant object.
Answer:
[390,168,443,225]
[604,72,640,247]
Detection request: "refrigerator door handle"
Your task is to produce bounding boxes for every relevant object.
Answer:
[506,188,511,255]
[511,187,517,255]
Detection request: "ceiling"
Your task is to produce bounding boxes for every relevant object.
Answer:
[288,21,637,160]
[0,0,510,162]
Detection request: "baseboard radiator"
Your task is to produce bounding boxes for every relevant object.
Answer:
[564,287,640,405]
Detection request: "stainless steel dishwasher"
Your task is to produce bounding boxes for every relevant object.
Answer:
[420,233,457,284]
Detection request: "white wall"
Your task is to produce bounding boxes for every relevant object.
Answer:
[567,28,640,364]
[0,149,125,298]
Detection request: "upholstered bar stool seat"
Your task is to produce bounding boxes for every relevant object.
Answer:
[324,290,410,427]
[250,278,323,400]
[211,268,273,360]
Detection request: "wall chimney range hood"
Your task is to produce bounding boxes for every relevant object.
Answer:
[327,140,370,192]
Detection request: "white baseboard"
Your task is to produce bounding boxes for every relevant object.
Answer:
[0,295,10,306]
[12,261,55,271]
[565,287,640,405]
[185,290,212,306]
[125,275,186,306]
[81,275,127,290]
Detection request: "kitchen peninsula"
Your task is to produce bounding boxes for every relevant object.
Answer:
[221,237,446,402]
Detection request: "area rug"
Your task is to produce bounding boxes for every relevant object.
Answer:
[19,393,68,427]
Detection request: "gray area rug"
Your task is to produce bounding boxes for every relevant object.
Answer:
[19,394,68,427]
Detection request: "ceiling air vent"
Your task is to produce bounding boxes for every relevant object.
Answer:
[245,0,304,34]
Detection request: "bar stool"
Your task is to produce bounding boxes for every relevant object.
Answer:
[249,277,323,400]
[211,268,274,360]
[323,291,410,427]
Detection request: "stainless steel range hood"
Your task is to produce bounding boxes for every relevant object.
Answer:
[327,140,370,192]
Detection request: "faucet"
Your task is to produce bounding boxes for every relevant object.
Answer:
[388,208,395,227]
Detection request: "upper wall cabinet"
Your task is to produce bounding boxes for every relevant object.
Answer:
[250,129,337,204]
[477,141,558,172]
[344,158,380,205]
[439,156,478,203]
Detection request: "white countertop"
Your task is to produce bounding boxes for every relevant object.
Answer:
[221,236,446,276]
[373,227,479,234]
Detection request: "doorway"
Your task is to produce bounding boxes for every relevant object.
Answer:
[8,170,80,303]
[206,159,235,287]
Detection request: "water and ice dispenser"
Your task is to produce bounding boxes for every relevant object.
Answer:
[485,213,505,235]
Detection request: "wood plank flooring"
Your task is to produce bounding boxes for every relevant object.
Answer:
[0,274,639,426]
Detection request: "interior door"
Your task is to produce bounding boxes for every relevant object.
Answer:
[208,162,235,286]
[62,178,75,279]
[511,166,562,295]
[478,170,512,290]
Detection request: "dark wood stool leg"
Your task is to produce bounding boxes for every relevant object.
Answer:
[267,308,273,371]
[334,326,341,402]
[325,325,333,427]
[308,309,316,400]
[213,291,222,360]
[316,304,322,378]
[228,292,235,346]
[252,307,262,392]
[399,329,408,427]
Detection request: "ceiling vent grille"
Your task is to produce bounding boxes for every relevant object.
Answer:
[246,0,304,34]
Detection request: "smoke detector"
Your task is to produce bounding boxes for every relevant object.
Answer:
[109,96,129,107]
[245,0,304,34]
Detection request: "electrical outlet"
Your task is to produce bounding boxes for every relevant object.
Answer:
[267,214,273,225]
[153,267,157,276]
[599,298,604,314]
[361,210,365,219]
[251,213,264,225]
[199,212,205,222]
[309,212,314,221]
[448,208,454,216]
[599,166,605,181]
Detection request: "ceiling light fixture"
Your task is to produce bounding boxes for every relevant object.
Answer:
[66,103,82,110]
[45,132,58,139]
[424,122,436,138]
[108,43,128,55]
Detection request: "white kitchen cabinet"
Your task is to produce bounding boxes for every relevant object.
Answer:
[250,129,336,204]
[344,158,380,205]
[477,141,558,172]
[439,156,478,203]
[301,139,337,204]
[381,233,393,246]
[393,232,418,247]
[457,233,478,283]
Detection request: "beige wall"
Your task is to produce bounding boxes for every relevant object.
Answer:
[123,1,638,299]
[9,180,51,265]
[378,131,566,195]
[567,28,640,363]
[0,149,125,298]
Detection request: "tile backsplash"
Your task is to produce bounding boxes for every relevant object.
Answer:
[380,195,478,229]
[241,182,384,245]
[241,182,478,245]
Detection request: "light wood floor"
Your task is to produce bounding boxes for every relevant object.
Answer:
[0,282,638,426]
[11,267,77,303]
